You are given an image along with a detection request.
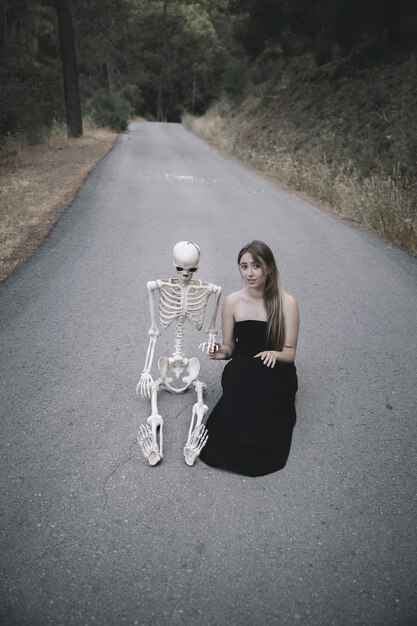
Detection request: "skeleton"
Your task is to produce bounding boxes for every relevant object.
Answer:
[136,241,222,467]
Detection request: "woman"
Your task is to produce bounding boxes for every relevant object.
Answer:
[199,240,300,476]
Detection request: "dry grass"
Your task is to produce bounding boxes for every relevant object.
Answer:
[183,102,417,255]
[0,123,117,280]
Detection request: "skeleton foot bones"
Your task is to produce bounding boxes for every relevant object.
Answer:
[137,424,162,466]
[136,241,221,467]
[184,424,209,466]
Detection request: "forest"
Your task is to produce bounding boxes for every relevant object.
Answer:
[1,0,417,251]
[1,0,416,134]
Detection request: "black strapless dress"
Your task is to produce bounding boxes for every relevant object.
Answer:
[200,320,298,477]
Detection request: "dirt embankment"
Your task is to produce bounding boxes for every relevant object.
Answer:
[185,53,417,255]
[0,129,117,281]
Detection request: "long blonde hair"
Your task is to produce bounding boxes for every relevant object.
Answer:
[237,240,285,350]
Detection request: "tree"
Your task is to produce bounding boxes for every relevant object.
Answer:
[55,0,83,137]
[73,0,134,93]
[0,1,64,140]
[128,0,226,121]
[156,0,170,121]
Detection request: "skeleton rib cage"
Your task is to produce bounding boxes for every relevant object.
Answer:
[157,279,214,331]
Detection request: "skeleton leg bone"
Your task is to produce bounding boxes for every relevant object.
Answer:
[183,380,208,466]
[137,378,164,466]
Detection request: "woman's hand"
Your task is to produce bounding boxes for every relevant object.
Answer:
[208,343,230,360]
[254,350,279,368]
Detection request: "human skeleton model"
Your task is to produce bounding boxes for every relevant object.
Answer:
[137,241,222,467]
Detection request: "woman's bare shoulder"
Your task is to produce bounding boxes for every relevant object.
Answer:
[224,290,245,305]
[283,292,300,319]
[283,292,298,307]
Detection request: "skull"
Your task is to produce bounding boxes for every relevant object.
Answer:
[173,241,200,285]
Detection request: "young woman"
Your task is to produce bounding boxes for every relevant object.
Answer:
[199,240,300,476]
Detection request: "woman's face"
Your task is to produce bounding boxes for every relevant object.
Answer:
[239,252,268,289]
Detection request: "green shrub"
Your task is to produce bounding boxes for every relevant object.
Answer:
[0,51,63,141]
[120,84,144,114]
[91,91,133,131]
[315,33,333,67]
[223,57,249,101]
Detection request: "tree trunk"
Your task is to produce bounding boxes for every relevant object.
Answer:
[156,0,169,121]
[2,4,7,47]
[192,77,196,114]
[106,51,118,92]
[55,0,83,138]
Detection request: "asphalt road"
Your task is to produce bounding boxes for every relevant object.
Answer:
[1,122,416,626]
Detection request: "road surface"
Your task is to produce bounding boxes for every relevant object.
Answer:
[1,122,416,625]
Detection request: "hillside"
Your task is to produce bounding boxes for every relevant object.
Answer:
[185,52,417,255]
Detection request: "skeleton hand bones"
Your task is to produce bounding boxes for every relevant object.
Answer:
[136,371,153,399]
[199,332,219,355]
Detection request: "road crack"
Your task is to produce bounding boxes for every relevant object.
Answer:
[102,438,137,511]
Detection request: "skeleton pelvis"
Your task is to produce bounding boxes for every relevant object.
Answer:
[158,356,200,394]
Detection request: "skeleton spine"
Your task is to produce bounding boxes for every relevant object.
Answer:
[173,315,185,358]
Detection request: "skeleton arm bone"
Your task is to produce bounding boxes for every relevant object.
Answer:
[136,281,161,398]
[200,284,222,354]
[207,284,222,337]
[207,293,236,360]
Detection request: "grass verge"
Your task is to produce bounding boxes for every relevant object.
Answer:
[184,54,417,255]
[0,123,117,281]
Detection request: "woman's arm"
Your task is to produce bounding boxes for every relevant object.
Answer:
[255,294,300,366]
[208,293,236,360]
